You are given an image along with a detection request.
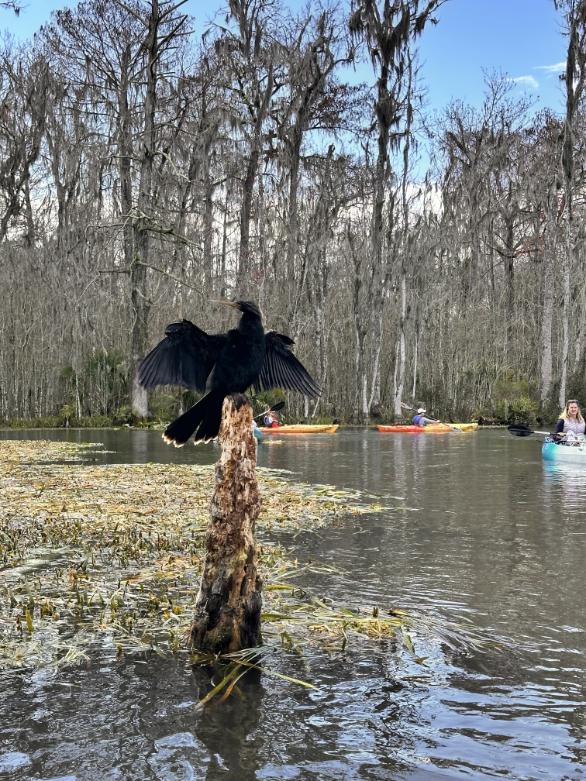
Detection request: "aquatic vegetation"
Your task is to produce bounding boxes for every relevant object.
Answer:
[0,440,400,672]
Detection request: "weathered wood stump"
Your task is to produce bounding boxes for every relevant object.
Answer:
[190,393,263,653]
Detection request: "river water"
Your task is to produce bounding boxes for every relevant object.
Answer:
[1,428,585,780]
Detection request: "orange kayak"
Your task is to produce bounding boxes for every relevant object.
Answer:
[259,424,339,434]
[378,422,478,433]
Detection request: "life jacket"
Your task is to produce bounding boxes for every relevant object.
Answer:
[412,414,424,427]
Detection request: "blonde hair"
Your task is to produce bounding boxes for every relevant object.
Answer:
[559,399,584,423]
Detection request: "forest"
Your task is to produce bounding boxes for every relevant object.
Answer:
[1,0,585,426]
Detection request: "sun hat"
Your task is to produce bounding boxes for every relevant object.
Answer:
[417,407,426,414]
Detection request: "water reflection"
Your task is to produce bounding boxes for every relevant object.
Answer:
[195,668,265,781]
[1,429,586,779]
[543,458,586,508]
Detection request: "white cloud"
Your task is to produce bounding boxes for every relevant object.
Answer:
[534,61,566,74]
[510,75,539,90]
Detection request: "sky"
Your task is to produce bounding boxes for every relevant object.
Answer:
[0,0,568,116]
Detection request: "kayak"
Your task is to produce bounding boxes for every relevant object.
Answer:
[377,425,423,434]
[259,424,338,434]
[259,424,339,434]
[426,422,478,433]
[542,439,586,463]
[377,422,478,433]
[377,424,423,433]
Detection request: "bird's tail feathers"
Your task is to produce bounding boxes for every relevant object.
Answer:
[194,392,225,443]
[163,391,225,447]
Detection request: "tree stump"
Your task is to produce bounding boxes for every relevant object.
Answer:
[190,393,263,653]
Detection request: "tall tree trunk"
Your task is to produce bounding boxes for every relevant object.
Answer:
[287,142,301,286]
[238,145,259,286]
[393,273,407,415]
[237,61,274,290]
[118,41,134,286]
[574,285,586,369]
[411,320,419,401]
[558,0,586,405]
[559,238,571,407]
[368,307,384,412]
[131,3,160,418]
[504,216,515,354]
[367,122,389,413]
[203,154,214,292]
[540,212,556,405]
[353,323,369,422]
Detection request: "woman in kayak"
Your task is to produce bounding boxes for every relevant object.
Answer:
[412,407,440,427]
[554,399,585,441]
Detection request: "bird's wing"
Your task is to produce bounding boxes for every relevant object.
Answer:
[255,331,321,398]
[138,319,226,390]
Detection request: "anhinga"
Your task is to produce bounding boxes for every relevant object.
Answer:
[138,300,321,446]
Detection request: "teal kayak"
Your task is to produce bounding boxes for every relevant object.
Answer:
[542,440,586,463]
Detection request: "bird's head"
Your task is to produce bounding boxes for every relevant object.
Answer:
[214,299,263,320]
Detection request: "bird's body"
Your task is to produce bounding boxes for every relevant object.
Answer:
[207,307,265,394]
[138,300,320,446]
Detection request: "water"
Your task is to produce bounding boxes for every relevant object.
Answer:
[1,428,585,780]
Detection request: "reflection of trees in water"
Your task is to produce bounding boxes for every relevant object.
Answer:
[355,651,422,776]
[195,652,421,778]
[566,688,586,770]
[542,460,586,508]
[194,666,265,781]
[260,430,425,497]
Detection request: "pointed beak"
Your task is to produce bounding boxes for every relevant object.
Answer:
[212,299,239,310]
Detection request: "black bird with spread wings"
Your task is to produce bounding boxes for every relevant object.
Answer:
[138,300,321,446]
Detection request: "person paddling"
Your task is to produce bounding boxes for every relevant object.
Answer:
[263,410,280,427]
[412,407,440,427]
[554,399,585,442]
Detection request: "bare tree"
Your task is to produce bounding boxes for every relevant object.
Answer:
[0,44,48,243]
[216,0,283,291]
[45,0,190,417]
[348,0,444,420]
[555,0,586,404]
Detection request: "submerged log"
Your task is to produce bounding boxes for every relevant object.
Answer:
[190,393,262,653]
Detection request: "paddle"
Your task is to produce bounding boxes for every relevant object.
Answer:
[254,400,285,421]
[507,423,551,437]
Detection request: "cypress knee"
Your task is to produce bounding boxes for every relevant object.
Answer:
[191,393,262,652]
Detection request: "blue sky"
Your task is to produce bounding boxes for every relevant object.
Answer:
[0,0,568,115]
[421,0,566,114]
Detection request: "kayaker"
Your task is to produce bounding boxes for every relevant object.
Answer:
[412,407,440,427]
[263,410,280,427]
[554,399,585,442]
